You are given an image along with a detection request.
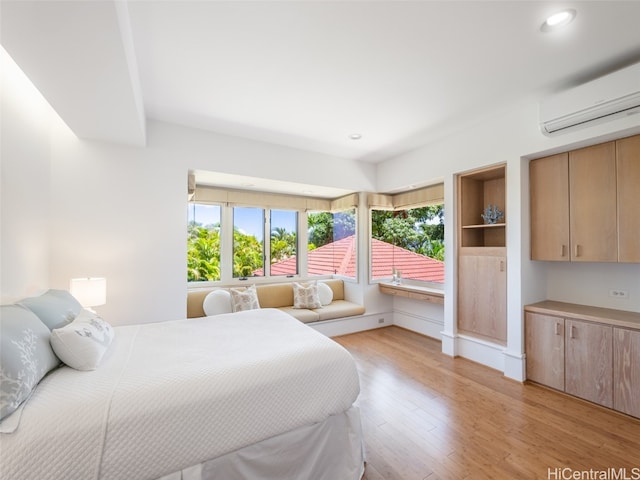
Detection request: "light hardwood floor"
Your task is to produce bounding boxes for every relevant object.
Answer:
[334,326,640,480]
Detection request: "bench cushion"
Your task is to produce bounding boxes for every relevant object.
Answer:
[255,283,294,309]
[312,300,366,321]
[277,306,320,324]
[186,279,362,322]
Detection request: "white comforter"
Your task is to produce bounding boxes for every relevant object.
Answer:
[0,309,360,480]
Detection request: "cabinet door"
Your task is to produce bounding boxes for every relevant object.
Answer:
[569,143,617,262]
[565,319,613,408]
[530,153,570,261]
[525,313,564,390]
[457,249,506,343]
[614,328,640,418]
[616,135,640,263]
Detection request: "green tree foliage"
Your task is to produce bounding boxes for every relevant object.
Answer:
[307,210,356,249]
[187,221,221,281]
[188,221,273,280]
[371,205,445,261]
[233,229,263,277]
[270,227,297,263]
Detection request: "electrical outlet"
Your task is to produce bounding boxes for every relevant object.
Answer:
[609,289,629,299]
[378,318,385,324]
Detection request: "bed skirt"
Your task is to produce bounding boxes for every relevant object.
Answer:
[158,406,364,480]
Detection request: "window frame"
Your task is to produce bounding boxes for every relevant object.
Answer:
[367,185,445,288]
[187,189,358,287]
[307,207,358,281]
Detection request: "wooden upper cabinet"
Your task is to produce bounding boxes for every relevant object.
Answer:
[616,135,640,263]
[569,142,617,262]
[531,134,640,263]
[530,153,570,261]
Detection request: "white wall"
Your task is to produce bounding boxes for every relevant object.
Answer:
[1,50,379,324]
[0,48,58,302]
[376,98,640,379]
[43,119,377,326]
[2,44,639,373]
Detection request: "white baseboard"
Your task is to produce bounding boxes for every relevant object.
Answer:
[392,310,443,340]
[310,312,392,337]
[441,331,457,357]
[503,350,526,382]
[456,334,505,372]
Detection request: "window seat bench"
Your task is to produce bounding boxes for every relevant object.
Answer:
[187,279,365,323]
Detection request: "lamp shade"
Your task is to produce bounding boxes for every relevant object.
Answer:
[69,277,106,307]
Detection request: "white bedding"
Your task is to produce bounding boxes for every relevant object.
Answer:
[0,308,361,480]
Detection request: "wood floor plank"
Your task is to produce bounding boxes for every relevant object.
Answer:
[335,326,640,480]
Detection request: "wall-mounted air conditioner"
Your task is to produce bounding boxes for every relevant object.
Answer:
[539,62,640,135]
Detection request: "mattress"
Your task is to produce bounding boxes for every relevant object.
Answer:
[0,308,361,480]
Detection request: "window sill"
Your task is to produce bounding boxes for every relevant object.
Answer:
[378,282,444,304]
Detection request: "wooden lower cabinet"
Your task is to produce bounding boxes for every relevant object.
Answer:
[525,303,640,419]
[564,319,613,408]
[525,313,564,391]
[614,327,640,418]
[458,247,506,343]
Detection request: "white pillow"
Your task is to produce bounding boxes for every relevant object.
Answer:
[50,309,114,371]
[229,285,261,312]
[293,281,322,309]
[318,282,334,306]
[203,289,233,316]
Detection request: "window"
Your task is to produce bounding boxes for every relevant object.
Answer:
[270,210,298,276]
[187,203,222,282]
[307,208,357,279]
[188,185,357,283]
[368,185,444,285]
[233,207,265,278]
[371,206,444,284]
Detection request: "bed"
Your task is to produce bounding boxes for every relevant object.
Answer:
[0,307,364,480]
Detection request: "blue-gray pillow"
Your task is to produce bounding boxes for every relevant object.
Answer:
[0,305,60,421]
[18,289,82,330]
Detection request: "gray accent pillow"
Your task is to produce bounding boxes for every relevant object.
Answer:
[18,289,82,330]
[293,281,323,309]
[0,305,60,421]
[229,285,261,312]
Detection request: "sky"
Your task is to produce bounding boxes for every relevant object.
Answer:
[188,204,297,238]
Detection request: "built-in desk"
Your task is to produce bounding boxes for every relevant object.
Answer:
[379,282,444,305]
[524,300,640,418]
[525,300,640,331]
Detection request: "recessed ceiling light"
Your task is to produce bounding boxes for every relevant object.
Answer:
[349,133,362,140]
[541,9,576,32]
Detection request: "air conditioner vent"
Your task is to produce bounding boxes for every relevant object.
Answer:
[540,63,640,135]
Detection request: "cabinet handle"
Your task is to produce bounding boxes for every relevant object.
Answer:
[561,245,566,257]
[574,244,580,258]
[555,322,561,336]
[499,261,505,272]
[569,325,576,339]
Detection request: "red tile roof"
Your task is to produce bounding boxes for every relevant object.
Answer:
[257,235,444,283]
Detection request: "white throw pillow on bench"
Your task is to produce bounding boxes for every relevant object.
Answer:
[317,282,334,306]
[203,289,233,316]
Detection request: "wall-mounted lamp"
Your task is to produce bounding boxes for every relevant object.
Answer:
[70,277,107,310]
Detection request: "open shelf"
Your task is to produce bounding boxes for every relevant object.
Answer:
[458,165,506,247]
[462,223,506,229]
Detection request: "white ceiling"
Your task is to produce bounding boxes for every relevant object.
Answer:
[3,1,640,166]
